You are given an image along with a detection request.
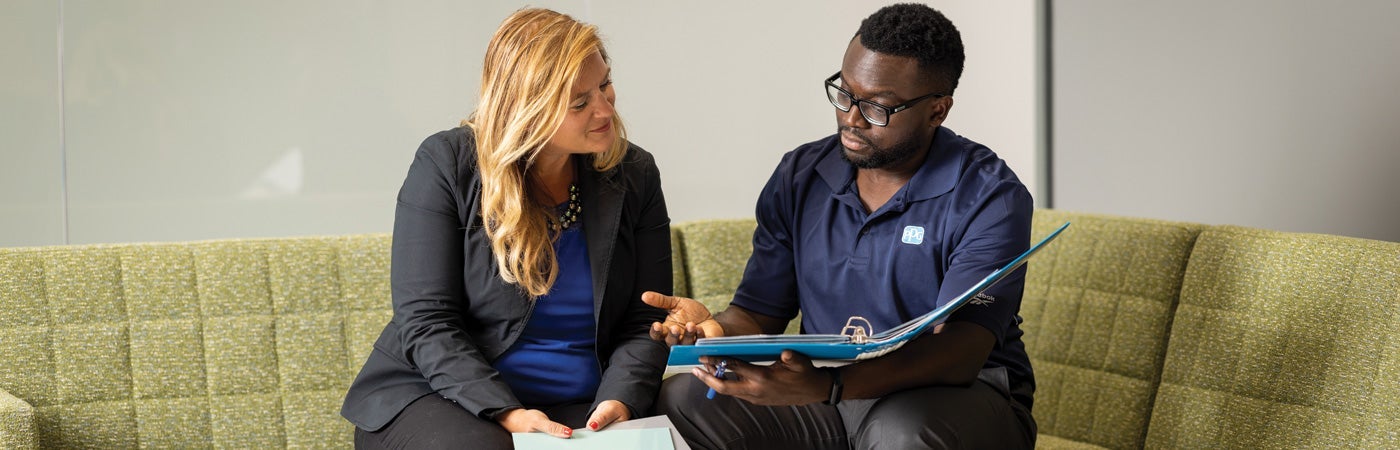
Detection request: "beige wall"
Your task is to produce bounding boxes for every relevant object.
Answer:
[1052,1,1400,242]
[0,1,1042,246]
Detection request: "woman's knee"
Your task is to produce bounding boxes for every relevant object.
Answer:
[358,394,511,450]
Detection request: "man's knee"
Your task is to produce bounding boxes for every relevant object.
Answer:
[850,410,960,450]
[656,375,725,449]
[657,374,706,414]
[847,383,1033,450]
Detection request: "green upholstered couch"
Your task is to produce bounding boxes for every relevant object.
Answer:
[0,236,393,449]
[2,209,1397,448]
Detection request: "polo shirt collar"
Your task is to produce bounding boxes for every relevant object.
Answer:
[816,126,964,202]
[906,126,962,201]
[815,139,854,193]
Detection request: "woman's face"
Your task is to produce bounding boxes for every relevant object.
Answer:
[542,51,616,157]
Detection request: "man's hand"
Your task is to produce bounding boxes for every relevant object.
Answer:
[691,350,831,406]
[584,400,630,431]
[496,408,572,438]
[641,291,725,346]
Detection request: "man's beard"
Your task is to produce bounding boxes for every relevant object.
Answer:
[837,126,923,169]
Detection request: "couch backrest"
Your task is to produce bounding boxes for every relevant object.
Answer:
[1146,226,1400,448]
[670,219,758,314]
[1021,210,1202,449]
[0,235,392,449]
[669,227,689,299]
[670,219,808,335]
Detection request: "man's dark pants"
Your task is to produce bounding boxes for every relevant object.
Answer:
[656,367,1036,450]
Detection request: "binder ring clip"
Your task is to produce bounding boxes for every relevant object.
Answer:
[841,316,872,344]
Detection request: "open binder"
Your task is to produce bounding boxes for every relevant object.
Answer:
[665,222,1070,372]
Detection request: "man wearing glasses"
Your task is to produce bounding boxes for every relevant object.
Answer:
[646,3,1036,449]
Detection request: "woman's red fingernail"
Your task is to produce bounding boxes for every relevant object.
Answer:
[589,421,599,430]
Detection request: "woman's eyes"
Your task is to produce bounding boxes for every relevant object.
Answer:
[571,81,612,110]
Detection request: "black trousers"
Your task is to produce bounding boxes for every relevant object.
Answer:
[354,394,592,450]
[657,367,1036,450]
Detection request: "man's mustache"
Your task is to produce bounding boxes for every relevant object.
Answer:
[838,126,873,146]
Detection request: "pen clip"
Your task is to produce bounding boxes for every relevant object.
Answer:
[713,359,728,378]
[705,360,728,400]
[840,316,872,344]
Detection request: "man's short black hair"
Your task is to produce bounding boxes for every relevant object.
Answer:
[856,3,965,94]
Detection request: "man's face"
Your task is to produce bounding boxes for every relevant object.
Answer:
[834,38,948,169]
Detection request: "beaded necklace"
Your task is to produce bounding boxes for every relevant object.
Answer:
[554,183,582,230]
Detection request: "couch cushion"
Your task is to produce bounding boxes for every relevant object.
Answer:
[0,234,393,449]
[1148,226,1400,448]
[1022,210,1202,449]
[0,387,38,450]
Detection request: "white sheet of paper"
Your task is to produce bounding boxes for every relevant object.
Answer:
[511,415,688,450]
[603,415,690,450]
[512,427,670,450]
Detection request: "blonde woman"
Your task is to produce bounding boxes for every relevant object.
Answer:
[341,8,671,449]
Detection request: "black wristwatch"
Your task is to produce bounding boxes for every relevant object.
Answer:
[822,367,843,405]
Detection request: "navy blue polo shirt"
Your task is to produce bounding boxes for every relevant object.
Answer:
[731,126,1035,398]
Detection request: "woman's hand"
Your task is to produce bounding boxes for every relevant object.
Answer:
[585,399,631,431]
[642,291,725,346]
[496,408,572,439]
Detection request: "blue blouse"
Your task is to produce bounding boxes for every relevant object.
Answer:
[492,226,599,406]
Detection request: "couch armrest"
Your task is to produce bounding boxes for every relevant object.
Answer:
[0,387,38,450]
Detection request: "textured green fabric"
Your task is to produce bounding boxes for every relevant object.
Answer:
[0,234,392,449]
[670,226,688,299]
[1022,210,1202,449]
[1,387,37,450]
[672,219,801,335]
[672,220,757,304]
[1147,226,1400,449]
[1033,433,1111,450]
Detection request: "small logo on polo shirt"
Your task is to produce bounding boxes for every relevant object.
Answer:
[970,293,996,306]
[900,226,924,245]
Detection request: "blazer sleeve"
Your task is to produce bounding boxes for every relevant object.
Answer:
[592,150,671,418]
[390,134,521,418]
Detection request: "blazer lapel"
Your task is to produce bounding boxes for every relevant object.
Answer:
[577,157,624,318]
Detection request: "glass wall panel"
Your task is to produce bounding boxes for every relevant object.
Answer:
[61,0,511,243]
[4,1,1040,246]
[0,0,64,247]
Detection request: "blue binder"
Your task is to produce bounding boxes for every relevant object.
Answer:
[665,222,1070,370]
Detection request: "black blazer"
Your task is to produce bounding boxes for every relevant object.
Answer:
[341,127,671,431]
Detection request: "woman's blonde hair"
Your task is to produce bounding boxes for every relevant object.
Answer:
[465,8,628,298]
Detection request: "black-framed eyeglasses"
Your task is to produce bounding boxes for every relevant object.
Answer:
[824,72,946,127]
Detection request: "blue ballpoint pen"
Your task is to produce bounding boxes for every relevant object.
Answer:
[705,359,728,399]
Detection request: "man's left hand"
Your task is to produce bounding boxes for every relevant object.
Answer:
[691,350,831,406]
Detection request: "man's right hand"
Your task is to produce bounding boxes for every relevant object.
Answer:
[641,291,725,346]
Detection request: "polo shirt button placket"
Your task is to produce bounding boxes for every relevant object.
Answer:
[851,226,872,265]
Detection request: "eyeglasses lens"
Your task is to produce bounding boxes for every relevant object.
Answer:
[858,104,887,126]
[826,84,851,112]
[826,82,889,126]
